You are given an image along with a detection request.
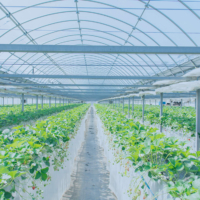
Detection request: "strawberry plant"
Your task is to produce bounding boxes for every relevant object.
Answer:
[96,104,200,200]
[0,104,79,128]
[0,104,90,199]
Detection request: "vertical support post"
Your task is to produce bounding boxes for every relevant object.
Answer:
[32,98,33,105]
[142,95,145,124]
[128,97,130,118]
[122,98,124,113]
[160,93,163,132]
[49,97,51,108]
[63,98,64,106]
[132,96,134,117]
[22,94,24,112]
[195,98,196,110]
[181,99,183,108]
[196,89,200,151]
[55,97,56,107]
[155,99,156,106]
[36,95,38,110]
[41,95,43,109]
[12,98,14,106]
[2,97,4,106]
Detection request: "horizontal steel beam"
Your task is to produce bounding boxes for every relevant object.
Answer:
[46,91,123,94]
[100,93,196,100]
[1,83,154,87]
[0,44,200,54]
[0,74,191,80]
[1,63,197,68]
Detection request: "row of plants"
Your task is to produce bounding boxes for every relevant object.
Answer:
[110,104,196,136]
[0,103,79,128]
[95,104,200,200]
[0,104,90,199]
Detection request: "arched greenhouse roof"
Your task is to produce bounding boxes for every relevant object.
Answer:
[0,0,200,101]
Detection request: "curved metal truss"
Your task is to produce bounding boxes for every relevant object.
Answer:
[0,0,200,101]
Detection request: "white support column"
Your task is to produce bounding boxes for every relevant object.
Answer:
[22,94,24,112]
[63,98,64,106]
[155,99,156,106]
[55,97,56,107]
[122,98,124,113]
[195,98,196,110]
[41,95,43,109]
[128,97,130,118]
[12,97,14,106]
[49,97,51,108]
[2,97,4,106]
[132,97,134,117]
[160,93,163,132]
[32,98,33,105]
[142,95,145,124]
[181,99,183,108]
[196,90,200,151]
[36,95,38,110]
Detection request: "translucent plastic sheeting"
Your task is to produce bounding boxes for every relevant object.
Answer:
[183,68,200,77]
[127,93,140,97]
[138,87,155,90]
[156,80,200,94]
[1,0,200,101]
[139,91,156,96]
[153,79,184,86]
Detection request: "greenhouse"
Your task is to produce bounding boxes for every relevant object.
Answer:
[0,0,200,200]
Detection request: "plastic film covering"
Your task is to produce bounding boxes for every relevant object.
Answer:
[156,80,200,94]
[0,0,200,100]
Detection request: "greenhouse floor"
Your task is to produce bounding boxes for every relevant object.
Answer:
[61,107,117,200]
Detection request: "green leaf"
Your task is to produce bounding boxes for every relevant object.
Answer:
[8,171,17,178]
[0,166,9,174]
[41,173,47,181]
[175,163,184,171]
[0,192,4,200]
[35,171,41,180]
[4,192,11,199]
[29,168,35,174]
[41,167,49,174]
[169,158,176,167]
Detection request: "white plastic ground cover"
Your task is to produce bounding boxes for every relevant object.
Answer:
[95,108,173,200]
[10,109,89,200]
[155,80,200,94]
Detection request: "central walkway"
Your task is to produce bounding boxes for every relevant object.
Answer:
[62,107,116,200]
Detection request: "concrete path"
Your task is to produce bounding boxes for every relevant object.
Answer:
[61,107,116,200]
